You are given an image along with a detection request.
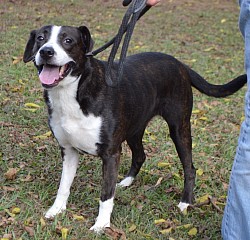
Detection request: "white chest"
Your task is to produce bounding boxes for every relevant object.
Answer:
[48,80,102,155]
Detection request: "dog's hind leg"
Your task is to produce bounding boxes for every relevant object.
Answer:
[117,130,146,187]
[45,147,79,218]
[90,150,121,232]
[162,112,196,211]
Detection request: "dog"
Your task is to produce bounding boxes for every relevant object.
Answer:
[23,25,246,232]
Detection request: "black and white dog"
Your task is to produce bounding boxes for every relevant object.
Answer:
[23,25,246,232]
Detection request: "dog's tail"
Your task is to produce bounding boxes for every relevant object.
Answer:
[188,68,247,97]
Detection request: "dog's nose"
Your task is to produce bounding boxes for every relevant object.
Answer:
[40,47,55,60]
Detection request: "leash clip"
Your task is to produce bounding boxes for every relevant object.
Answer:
[85,51,94,57]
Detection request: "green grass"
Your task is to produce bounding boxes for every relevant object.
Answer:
[0,0,246,239]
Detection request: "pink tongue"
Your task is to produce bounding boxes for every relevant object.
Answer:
[39,65,60,85]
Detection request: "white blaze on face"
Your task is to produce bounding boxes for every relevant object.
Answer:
[35,26,74,86]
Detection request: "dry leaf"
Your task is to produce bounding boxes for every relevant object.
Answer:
[104,227,126,240]
[176,223,192,229]
[23,108,37,112]
[192,109,200,114]
[196,168,204,176]
[2,186,16,192]
[196,194,210,204]
[24,217,33,226]
[21,173,33,182]
[12,56,22,65]
[199,116,208,121]
[40,217,46,229]
[154,177,163,187]
[160,227,172,234]
[2,233,12,240]
[24,226,35,237]
[188,227,198,236]
[24,103,40,108]
[61,228,69,240]
[34,131,52,140]
[204,47,214,52]
[128,224,137,232]
[4,168,18,180]
[72,214,85,221]
[154,219,166,224]
[221,18,227,23]
[157,162,170,167]
[11,207,21,214]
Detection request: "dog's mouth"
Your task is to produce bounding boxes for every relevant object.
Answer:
[38,62,74,88]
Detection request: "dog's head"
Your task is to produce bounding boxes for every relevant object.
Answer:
[23,25,94,88]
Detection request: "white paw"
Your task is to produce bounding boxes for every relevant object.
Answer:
[117,176,134,187]
[90,220,110,233]
[178,202,190,212]
[45,204,66,218]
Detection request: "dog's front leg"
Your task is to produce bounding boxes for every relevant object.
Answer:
[45,147,79,218]
[90,151,120,233]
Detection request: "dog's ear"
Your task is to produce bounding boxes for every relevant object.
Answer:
[23,30,37,63]
[78,26,94,53]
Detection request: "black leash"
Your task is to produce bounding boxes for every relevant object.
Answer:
[86,0,151,87]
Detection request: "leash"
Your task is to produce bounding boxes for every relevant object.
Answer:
[86,0,151,87]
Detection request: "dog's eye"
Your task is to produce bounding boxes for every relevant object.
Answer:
[37,36,45,41]
[64,38,73,44]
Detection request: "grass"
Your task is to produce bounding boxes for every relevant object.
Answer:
[0,0,246,239]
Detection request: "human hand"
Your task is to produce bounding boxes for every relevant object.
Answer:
[123,0,160,7]
[146,0,160,6]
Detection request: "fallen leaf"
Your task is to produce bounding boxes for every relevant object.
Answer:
[24,226,35,237]
[182,208,188,215]
[104,227,126,240]
[157,162,170,167]
[24,103,40,108]
[204,47,214,52]
[72,214,85,221]
[34,131,52,140]
[2,186,16,192]
[188,227,198,236]
[23,108,37,112]
[196,194,210,204]
[154,177,163,187]
[40,217,46,229]
[12,56,22,64]
[160,227,172,234]
[173,173,181,179]
[196,168,204,176]
[21,173,33,182]
[24,217,33,226]
[176,223,192,229]
[128,224,137,232]
[221,18,227,23]
[154,219,166,224]
[192,109,200,114]
[61,228,69,240]
[2,234,12,240]
[11,207,21,214]
[199,116,209,121]
[4,168,18,180]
